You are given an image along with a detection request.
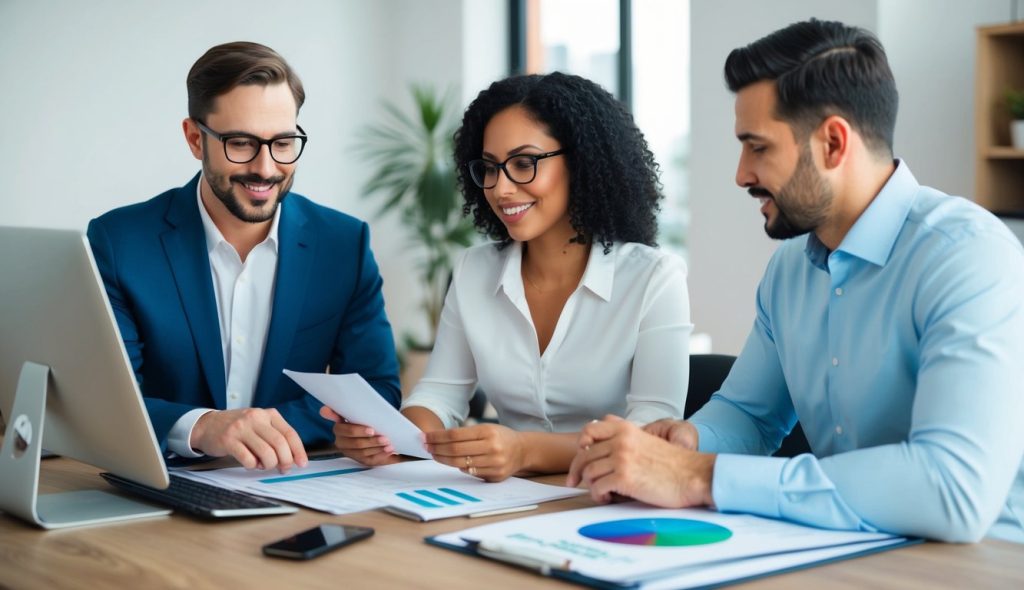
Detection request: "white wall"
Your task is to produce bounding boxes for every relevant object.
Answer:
[878,0,1009,199]
[1,0,386,227]
[462,0,510,107]
[687,0,877,355]
[370,0,508,344]
[4,0,1007,356]
[0,0,507,347]
[361,0,465,345]
[687,0,1012,354]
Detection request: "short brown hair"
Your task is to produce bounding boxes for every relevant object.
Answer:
[186,41,305,121]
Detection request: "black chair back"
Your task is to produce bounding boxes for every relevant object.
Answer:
[686,354,810,458]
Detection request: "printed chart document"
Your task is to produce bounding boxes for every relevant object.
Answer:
[428,503,918,589]
[284,369,430,459]
[177,458,583,519]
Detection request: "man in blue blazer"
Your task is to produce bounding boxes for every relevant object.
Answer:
[88,42,400,471]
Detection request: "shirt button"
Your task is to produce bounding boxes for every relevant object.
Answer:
[832,357,839,367]
[834,287,843,296]
[835,425,843,435]
[236,336,246,345]
[230,393,239,401]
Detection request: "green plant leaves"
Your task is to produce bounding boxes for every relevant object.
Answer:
[357,84,476,345]
[1008,89,1024,120]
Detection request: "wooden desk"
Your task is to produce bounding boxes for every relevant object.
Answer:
[1,459,1022,589]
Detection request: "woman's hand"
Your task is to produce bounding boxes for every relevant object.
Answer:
[319,406,401,466]
[425,423,526,482]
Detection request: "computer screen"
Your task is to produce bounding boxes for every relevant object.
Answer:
[0,226,169,528]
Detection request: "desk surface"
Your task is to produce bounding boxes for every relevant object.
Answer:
[1,459,1022,589]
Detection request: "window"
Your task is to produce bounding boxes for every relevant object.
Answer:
[510,0,690,255]
[512,0,624,102]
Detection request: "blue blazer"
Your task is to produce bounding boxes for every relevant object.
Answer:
[87,174,401,453]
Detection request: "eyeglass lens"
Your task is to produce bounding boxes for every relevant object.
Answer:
[468,155,539,188]
[224,136,304,164]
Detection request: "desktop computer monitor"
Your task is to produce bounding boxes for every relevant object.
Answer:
[0,226,170,528]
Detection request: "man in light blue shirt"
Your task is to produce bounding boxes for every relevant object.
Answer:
[568,19,1024,543]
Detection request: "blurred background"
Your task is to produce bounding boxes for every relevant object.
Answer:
[3,0,1022,360]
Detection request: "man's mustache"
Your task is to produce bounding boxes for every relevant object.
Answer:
[231,174,286,185]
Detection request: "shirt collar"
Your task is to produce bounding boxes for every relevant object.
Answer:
[494,240,615,302]
[494,242,525,298]
[805,159,919,268]
[195,174,281,255]
[579,241,615,301]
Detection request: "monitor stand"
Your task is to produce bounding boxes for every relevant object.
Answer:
[0,362,171,529]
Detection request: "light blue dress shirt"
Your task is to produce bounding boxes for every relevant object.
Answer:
[692,161,1024,543]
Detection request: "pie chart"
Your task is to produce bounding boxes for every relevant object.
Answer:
[578,518,732,547]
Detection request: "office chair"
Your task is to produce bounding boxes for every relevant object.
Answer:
[468,389,492,422]
[686,354,810,458]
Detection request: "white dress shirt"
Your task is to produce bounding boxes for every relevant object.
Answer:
[403,241,692,432]
[165,181,280,457]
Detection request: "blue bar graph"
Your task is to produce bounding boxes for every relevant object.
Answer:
[439,487,481,503]
[396,492,439,508]
[415,489,461,506]
[394,487,482,508]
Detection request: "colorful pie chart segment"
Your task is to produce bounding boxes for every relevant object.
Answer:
[578,518,732,547]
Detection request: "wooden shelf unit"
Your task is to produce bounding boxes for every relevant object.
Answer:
[975,22,1024,214]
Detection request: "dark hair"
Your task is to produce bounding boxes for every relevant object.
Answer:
[187,41,305,121]
[453,72,662,252]
[724,19,898,155]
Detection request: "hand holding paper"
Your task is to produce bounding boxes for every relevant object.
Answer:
[284,370,431,459]
[319,406,402,466]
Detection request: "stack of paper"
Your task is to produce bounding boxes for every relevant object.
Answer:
[176,370,580,519]
[177,458,583,520]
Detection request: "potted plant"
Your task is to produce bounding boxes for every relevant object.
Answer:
[358,85,476,390]
[1008,88,1024,150]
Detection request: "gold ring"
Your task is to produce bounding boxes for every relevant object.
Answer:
[465,455,472,467]
[468,465,478,477]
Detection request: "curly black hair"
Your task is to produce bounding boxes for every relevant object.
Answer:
[453,72,662,253]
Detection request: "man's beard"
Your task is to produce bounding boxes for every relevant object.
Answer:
[202,152,293,224]
[750,144,832,241]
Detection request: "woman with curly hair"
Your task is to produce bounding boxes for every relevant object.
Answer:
[325,72,691,481]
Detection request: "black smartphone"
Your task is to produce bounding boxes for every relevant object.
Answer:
[262,524,374,560]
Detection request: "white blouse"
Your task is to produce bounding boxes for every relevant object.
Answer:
[402,241,692,432]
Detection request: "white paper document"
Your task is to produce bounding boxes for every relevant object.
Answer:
[178,458,584,519]
[431,503,909,589]
[283,369,430,459]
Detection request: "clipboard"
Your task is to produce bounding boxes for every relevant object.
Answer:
[425,534,922,589]
[423,503,924,590]
[425,535,632,589]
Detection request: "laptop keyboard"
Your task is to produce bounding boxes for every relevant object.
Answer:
[101,471,298,518]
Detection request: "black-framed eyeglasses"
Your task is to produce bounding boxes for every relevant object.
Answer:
[466,149,567,189]
[195,120,308,164]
